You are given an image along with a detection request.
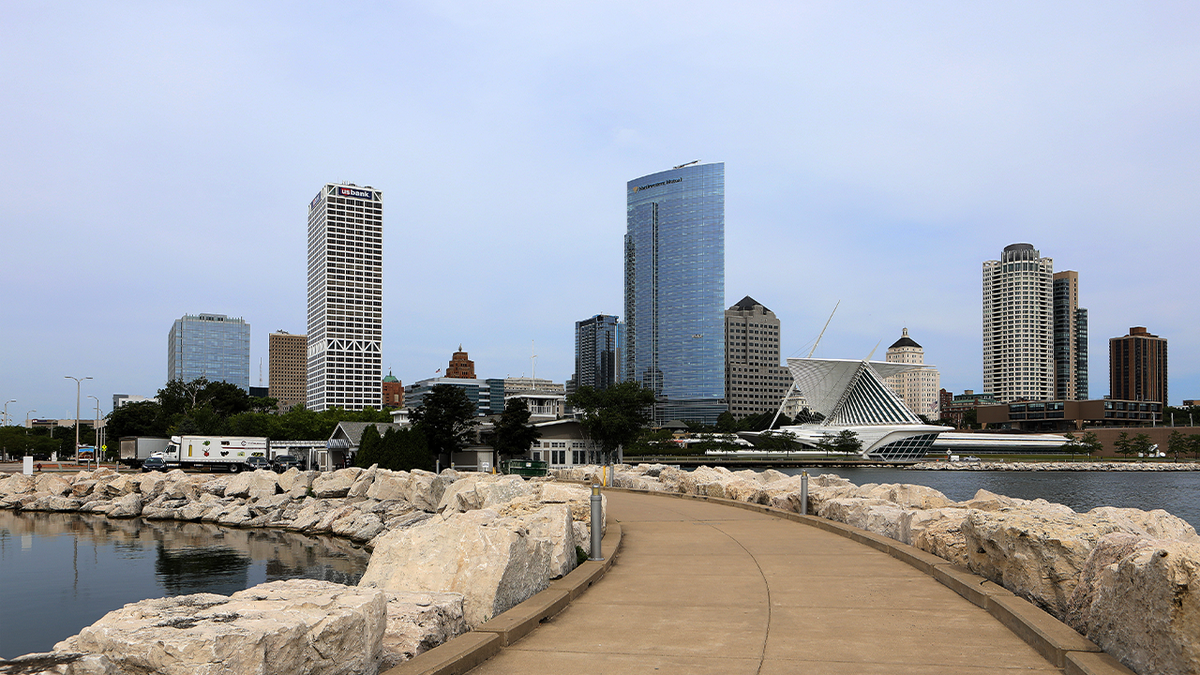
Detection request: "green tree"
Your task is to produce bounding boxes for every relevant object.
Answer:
[410,385,478,463]
[1130,433,1154,458]
[1167,431,1189,461]
[831,429,863,455]
[1190,434,1200,461]
[391,427,435,472]
[813,432,837,456]
[354,424,384,468]
[715,411,737,433]
[566,382,655,461]
[493,398,542,460]
[756,429,801,453]
[105,401,167,442]
[1113,432,1132,458]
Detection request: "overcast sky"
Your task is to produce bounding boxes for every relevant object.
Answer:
[3,1,1198,422]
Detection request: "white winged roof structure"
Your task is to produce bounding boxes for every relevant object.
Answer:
[786,357,927,426]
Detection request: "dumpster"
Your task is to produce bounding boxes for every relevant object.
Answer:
[501,459,548,477]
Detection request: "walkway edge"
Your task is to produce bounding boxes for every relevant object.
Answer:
[381,522,623,675]
[606,486,1134,675]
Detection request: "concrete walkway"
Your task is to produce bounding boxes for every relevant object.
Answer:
[468,491,1060,674]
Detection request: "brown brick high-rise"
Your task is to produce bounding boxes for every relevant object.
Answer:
[446,346,476,379]
[1110,326,1168,404]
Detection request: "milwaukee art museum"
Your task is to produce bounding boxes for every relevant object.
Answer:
[759,357,951,460]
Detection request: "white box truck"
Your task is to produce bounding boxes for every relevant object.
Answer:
[119,437,171,468]
[164,436,270,473]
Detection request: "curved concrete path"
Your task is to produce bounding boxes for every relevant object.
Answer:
[468,490,1060,674]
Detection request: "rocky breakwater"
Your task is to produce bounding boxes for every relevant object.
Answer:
[912,460,1200,471]
[553,463,1200,675]
[0,467,602,675]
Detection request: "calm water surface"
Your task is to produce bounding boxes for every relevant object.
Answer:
[778,466,1200,530]
[0,511,371,659]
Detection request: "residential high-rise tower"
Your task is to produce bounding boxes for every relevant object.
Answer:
[1110,327,1168,404]
[624,162,725,424]
[168,313,250,390]
[1053,271,1088,400]
[982,243,1055,403]
[574,314,623,391]
[306,183,383,412]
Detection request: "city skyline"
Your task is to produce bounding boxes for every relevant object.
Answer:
[3,3,1199,420]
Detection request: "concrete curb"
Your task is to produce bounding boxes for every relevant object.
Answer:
[598,485,1135,675]
[381,522,623,675]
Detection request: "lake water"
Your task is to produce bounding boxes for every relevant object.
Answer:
[778,466,1200,530]
[0,511,371,659]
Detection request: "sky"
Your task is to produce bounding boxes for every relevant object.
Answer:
[2,1,1198,423]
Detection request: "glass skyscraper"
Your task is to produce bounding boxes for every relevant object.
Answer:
[574,314,624,391]
[624,162,726,424]
[167,313,251,391]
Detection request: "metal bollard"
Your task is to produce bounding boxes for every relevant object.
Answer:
[589,484,604,561]
[800,471,808,516]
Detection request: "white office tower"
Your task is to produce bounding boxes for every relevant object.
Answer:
[982,243,1054,403]
[306,183,383,411]
[883,328,941,419]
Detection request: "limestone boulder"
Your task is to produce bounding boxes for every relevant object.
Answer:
[287,471,318,499]
[436,474,488,513]
[0,651,122,675]
[476,475,535,509]
[71,480,98,498]
[313,468,362,499]
[366,470,409,502]
[818,498,908,541]
[225,470,279,500]
[378,592,467,671]
[903,507,971,565]
[1087,506,1199,542]
[856,483,954,510]
[360,509,555,626]
[330,509,386,543]
[53,579,387,675]
[34,473,72,497]
[106,493,143,519]
[347,465,378,498]
[958,489,1076,516]
[1067,533,1200,675]
[404,470,441,511]
[101,474,138,498]
[961,507,1153,616]
[26,495,85,512]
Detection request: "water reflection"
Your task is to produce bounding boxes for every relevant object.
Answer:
[0,511,371,659]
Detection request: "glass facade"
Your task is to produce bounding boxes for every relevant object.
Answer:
[624,162,726,424]
[167,313,251,391]
[574,314,623,390]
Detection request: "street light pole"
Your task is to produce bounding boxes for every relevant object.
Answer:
[3,400,14,427]
[87,395,101,468]
[65,376,92,462]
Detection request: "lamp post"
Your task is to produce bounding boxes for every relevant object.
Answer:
[3,400,13,427]
[26,410,35,431]
[65,376,92,462]
[87,395,101,468]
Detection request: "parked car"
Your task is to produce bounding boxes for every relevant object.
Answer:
[271,455,303,473]
[245,456,272,471]
[141,456,168,472]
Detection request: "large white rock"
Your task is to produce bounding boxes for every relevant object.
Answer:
[224,470,279,500]
[378,592,467,671]
[312,468,362,498]
[360,509,555,626]
[366,470,409,501]
[106,493,143,519]
[1068,533,1200,675]
[52,579,387,675]
[961,506,1175,617]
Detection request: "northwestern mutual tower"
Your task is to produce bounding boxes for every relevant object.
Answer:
[624,162,726,425]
